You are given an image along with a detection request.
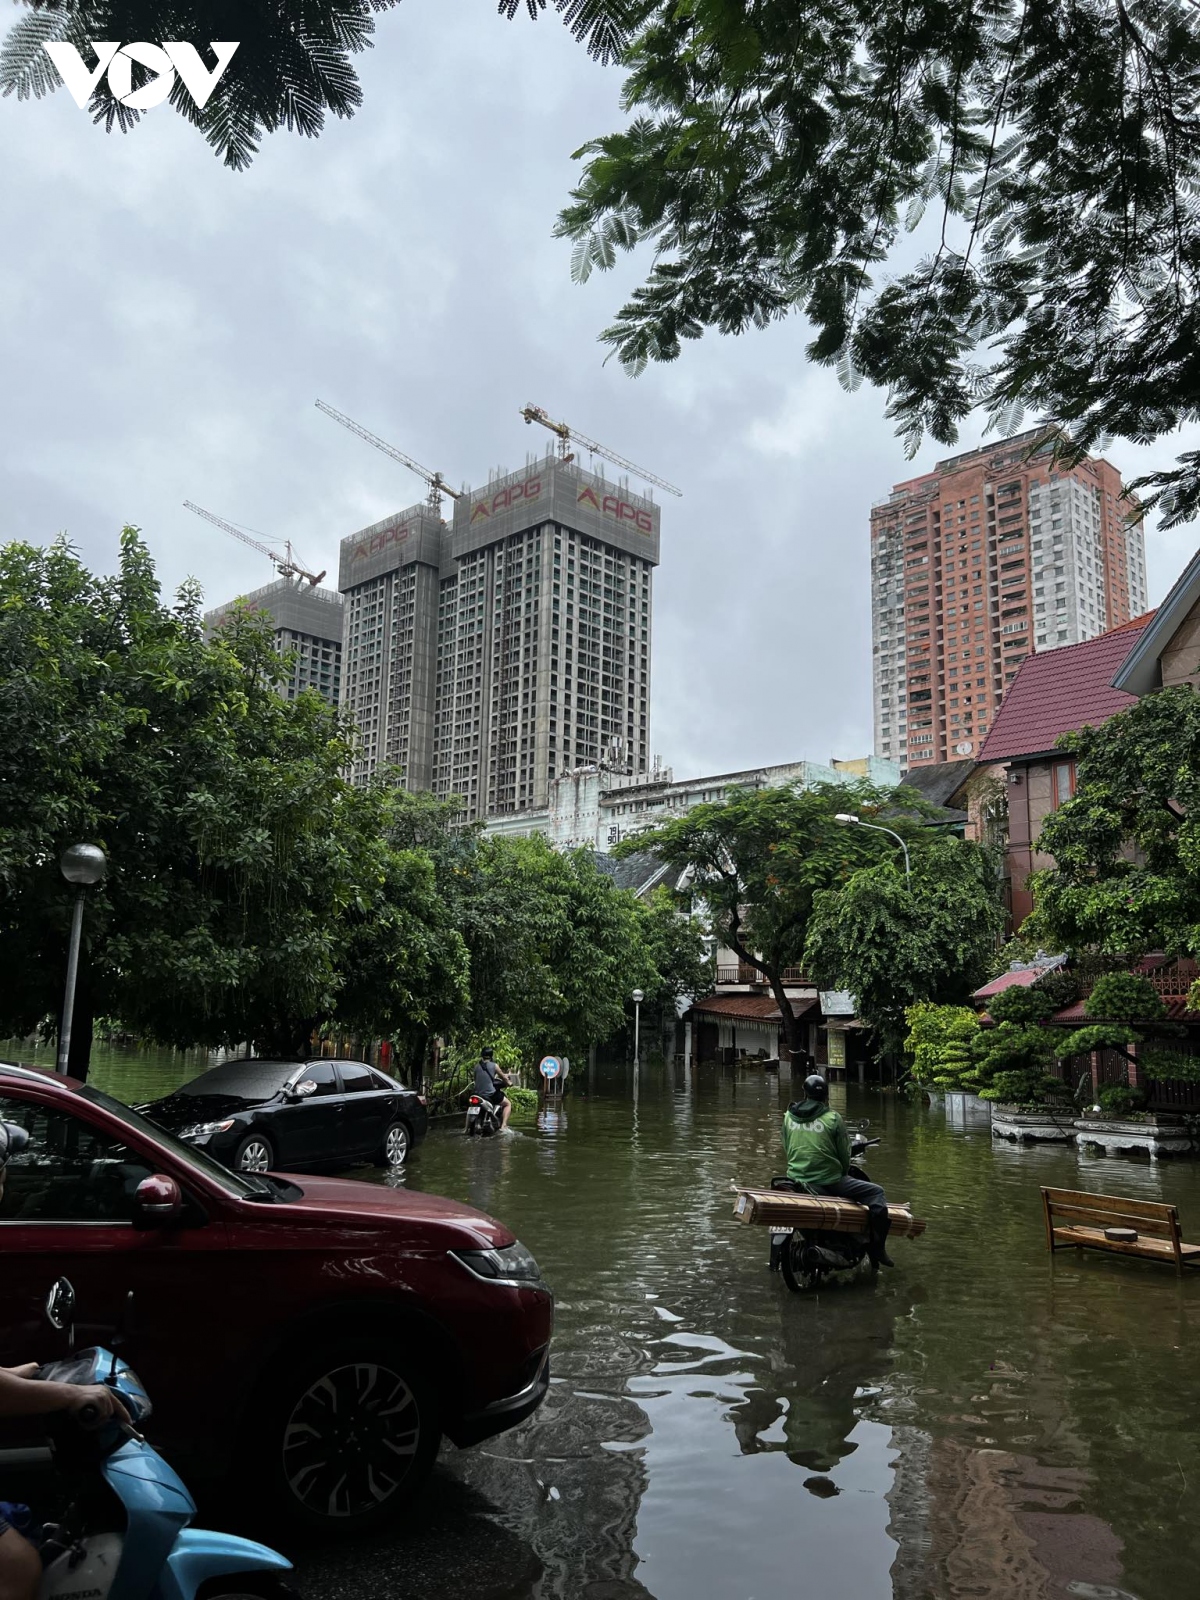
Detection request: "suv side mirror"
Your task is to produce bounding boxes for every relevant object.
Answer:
[132,1174,183,1231]
[45,1276,76,1333]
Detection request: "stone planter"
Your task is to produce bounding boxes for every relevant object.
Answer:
[1073,1115,1194,1160]
[990,1104,1077,1143]
[943,1091,992,1128]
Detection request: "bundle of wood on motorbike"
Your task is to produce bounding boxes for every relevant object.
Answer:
[732,1189,927,1238]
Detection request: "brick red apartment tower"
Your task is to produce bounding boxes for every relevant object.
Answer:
[870,429,1148,768]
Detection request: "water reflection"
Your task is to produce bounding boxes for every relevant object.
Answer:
[9,1041,1199,1597]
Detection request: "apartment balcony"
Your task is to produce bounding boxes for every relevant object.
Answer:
[716,964,809,987]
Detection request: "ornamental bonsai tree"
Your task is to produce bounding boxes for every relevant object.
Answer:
[965,985,1071,1109]
[1060,972,1191,1116]
[904,1003,981,1093]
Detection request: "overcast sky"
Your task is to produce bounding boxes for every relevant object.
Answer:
[2,2,1197,782]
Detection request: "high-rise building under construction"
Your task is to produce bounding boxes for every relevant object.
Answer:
[337,453,660,819]
[870,429,1148,768]
[204,579,344,707]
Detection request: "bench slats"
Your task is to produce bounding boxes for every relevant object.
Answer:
[1053,1226,1200,1260]
[1041,1187,1178,1220]
[1045,1202,1176,1235]
[1041,1186,1199,1273]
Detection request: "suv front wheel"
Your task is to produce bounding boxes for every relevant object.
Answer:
[261,1338,441,1536]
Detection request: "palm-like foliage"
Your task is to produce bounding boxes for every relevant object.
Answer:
[0,1,634,169]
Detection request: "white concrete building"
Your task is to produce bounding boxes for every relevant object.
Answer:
[484,753,901,853]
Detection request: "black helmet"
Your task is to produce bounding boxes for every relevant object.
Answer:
[803,1073,829,1103]
[480,1044,495,1059]
[0,1121,29,1168]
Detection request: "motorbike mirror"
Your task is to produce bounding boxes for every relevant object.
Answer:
[45,1276,76,1334]
[132,1174,183,1231]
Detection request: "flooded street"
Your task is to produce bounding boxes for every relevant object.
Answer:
[8,1042,1200,1598]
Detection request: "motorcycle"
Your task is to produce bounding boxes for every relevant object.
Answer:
[768,1129,883,1292]
[24,1277,297,1600]
[465,1094,502,1138]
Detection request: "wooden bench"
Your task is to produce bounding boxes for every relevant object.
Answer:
[1041,1187,1200,1274]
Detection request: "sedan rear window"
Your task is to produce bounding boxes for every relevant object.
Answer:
[176,1061,294,1101]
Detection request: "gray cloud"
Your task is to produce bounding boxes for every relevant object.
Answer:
[2,3,1195,782]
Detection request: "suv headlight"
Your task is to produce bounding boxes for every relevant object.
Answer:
[451,1241,544,1285]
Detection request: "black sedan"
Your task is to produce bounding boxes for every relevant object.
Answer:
[141,1057,428,1174]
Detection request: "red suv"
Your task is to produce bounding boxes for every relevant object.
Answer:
[0,1063,552,1536]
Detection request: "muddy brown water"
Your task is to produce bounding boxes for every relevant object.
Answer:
[7,1040,1200,1598]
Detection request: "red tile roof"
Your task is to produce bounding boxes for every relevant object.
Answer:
[973,969,1044,999]
[689,995,818,1020]
[978,614,1155,762]
[1049,998,1200,1024]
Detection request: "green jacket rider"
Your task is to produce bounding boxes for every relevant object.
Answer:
[779,1072,894,1267]
[781,1096,851,1187]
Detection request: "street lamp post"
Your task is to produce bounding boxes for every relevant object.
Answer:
[834,813,911,881]
[57,844,106,1076]
[631,988,644,1065]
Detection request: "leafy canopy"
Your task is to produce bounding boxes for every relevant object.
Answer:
[805,836,1004,1053]
[616,779,935,1047]
[1028,687,1200,959]
[557,0,1200,520]
[0,531,469,1060]
[0,1,627,170]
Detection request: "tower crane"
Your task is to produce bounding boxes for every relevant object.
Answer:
[183,501,326,587]
[519,404,683,498]
[315,399,462,515]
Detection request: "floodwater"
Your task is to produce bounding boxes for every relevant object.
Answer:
[8,1040,1200,1599]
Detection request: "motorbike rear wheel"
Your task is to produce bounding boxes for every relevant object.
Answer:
[779,1233,823,1293]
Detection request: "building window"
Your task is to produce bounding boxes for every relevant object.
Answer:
[1052,759,1075,808]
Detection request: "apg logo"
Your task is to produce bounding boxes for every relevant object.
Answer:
[43,41,239,112]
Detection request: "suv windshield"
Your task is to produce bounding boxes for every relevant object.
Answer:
[79,1086,268,1200]
[173,1060,295,1102]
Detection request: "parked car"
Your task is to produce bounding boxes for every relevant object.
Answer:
[0,1062,553,1537]
[140,1056,428,1174]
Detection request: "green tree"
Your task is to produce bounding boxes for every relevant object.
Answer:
[368,794,708,1061]
[1059,970,1197,1091]
[0,533,468,1066]
[636,885,714,1035]
[904,1001,982,1091]
[805,837,1004,1054]
[460,834,659,1058]
[0,1,623,169]
[1028,688,1200,959]
[557,0,1200,519]
[963,983,1067,1106]
[614,781,929,1054]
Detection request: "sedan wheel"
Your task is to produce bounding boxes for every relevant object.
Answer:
[268,1341,440,1533]
[235,1135,273,1173]
[382,1121,410,1167]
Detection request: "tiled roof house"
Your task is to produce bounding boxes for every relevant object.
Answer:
[977,614,1154,923]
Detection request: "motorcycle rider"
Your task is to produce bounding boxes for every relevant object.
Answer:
[473,1045,512,1130]
[782,1074,894,1267]
[0,1122,130,1600]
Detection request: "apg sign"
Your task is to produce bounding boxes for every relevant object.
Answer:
[470,476,543,526]
[43,41,239,112]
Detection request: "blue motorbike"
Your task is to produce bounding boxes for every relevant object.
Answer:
[27,1278,297,1600]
